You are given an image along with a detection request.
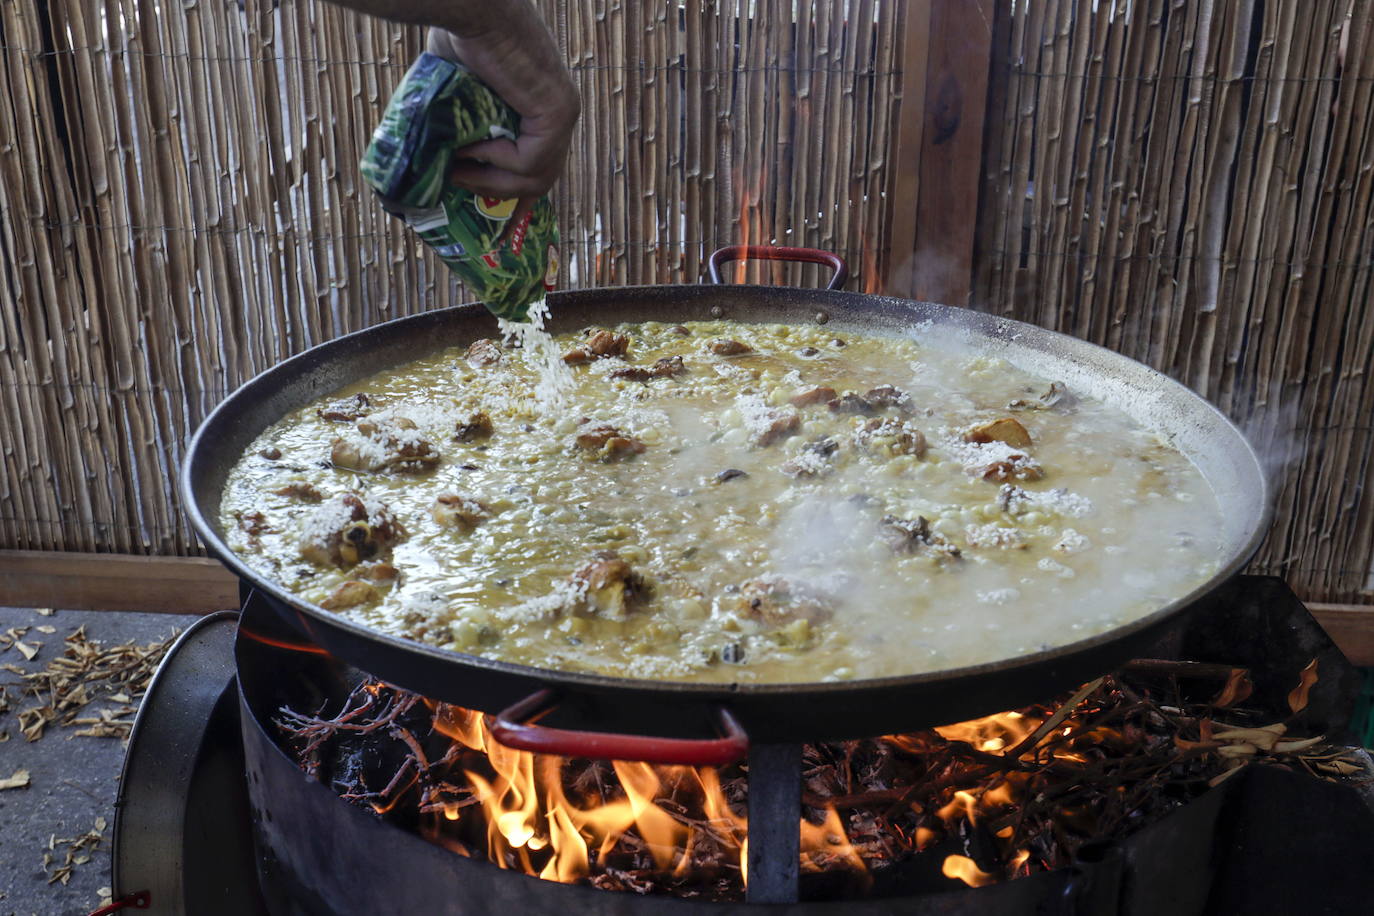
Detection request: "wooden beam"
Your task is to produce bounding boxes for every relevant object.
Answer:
[909,0,994,306]
[0,550,238,614]
[1309,602,1374,668]
[883,0,931,298]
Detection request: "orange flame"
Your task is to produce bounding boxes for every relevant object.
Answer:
[942,854,997,888]
[426,703,862,889]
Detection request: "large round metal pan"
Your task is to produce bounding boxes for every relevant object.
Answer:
[183,278,1271,746]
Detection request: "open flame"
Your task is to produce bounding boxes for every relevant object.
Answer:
[280,660,1338,898]
[425,702,865,889]
[411,698,1110,892]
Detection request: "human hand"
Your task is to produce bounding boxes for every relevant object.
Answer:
[427,27,580,227]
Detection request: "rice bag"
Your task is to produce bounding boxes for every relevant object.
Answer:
[361,52,559,322]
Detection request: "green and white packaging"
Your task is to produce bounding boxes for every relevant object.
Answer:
[361,52,559,322]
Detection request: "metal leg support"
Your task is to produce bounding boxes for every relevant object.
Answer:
[745,742,802,904]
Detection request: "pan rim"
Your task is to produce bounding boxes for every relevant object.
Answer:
[181,284,1274,700]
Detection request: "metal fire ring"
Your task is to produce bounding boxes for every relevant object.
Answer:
[112,610,265,915]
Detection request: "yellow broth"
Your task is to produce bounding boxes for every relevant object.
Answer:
[220,319,1224,683]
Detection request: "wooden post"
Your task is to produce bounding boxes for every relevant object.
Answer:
[884,0,994,305]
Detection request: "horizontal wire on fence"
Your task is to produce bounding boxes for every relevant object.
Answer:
[1004,67,1371,86]
[0,514,189,537]
[978,247,1374,271]
[7,216,892,254]
[0,43,898,77]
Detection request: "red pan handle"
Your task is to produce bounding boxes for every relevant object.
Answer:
[489,689,749,765]
[708,245,849,290]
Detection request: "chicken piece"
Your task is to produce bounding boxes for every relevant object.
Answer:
[331,418,441,473]
[300,493,406,569]
[827,392,877,416]
[431,492,490,530]
[964,417,1033,449]
[317,393,371,422]
[466,338,502,368]
[563,328,631,364]
[978,456,1044,483]
[273,481,325,502]
[319,580,378,611]
[852,417,927,458]
[781,437,839,478]
[573,424,647,461]
[880,514,962,559]
[706,338,753,356]
[714,468,748,483]
[454,411,494,442]
[609,355,686,382]
[864,385,915,413]
[736,395,800,448]
[236,511,270,537]
[260,447,282,460]
[1008,381,1076,411]
[789,386,838,408]
[736,576,833,626]
[359,562,400,581]
[571,551,650,619]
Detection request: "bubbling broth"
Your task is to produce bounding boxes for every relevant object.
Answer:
[220,318,1224,683]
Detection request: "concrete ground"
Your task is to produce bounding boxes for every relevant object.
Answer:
[0,607,201,916]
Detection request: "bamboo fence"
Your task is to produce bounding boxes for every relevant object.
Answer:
[0,0,903,553]
[974,0,1374,604]
[1,0,1371,607]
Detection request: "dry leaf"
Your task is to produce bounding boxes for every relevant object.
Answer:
[1210,668,1253,708]
[15,641,39,661]
[36,625,56,634]
[1273,735,1325,754]
[0,768,31,790]
[1287,659,1319,714]
[37,607,54,616]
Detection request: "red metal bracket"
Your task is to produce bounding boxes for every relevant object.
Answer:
[708,245,850,290]
[88,891,150,916]
[490,689,749,765]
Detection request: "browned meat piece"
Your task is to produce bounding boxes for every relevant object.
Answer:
[880,514,961,559]
[669,325,691,335]
[789,386,838,408]
[466,338,502,368]
[781,437,840,478]
[236,511,270,537]
[828,392,877,415]
[980,459,1044,483]
[609,355,686,382]
[706,338,754,356]
[736,577,832,625]
[965,417,1033,449]
[332,418,441,473]
[852,417,927,458]
[573,424,647,461]
[1009,381,1076,411]
[454,411,494,442]
[259,446,282,460]
[360,562,400,581]
[317,393,371,422]
[563,328,631,364]
[864,385,914,412]
[300,494,406,568]
[430,492,490,530]
[797,346,820,358]
[273,481,324,502]
[714,468,748,483]
[571,550,650,618]
[320,580,378,611]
